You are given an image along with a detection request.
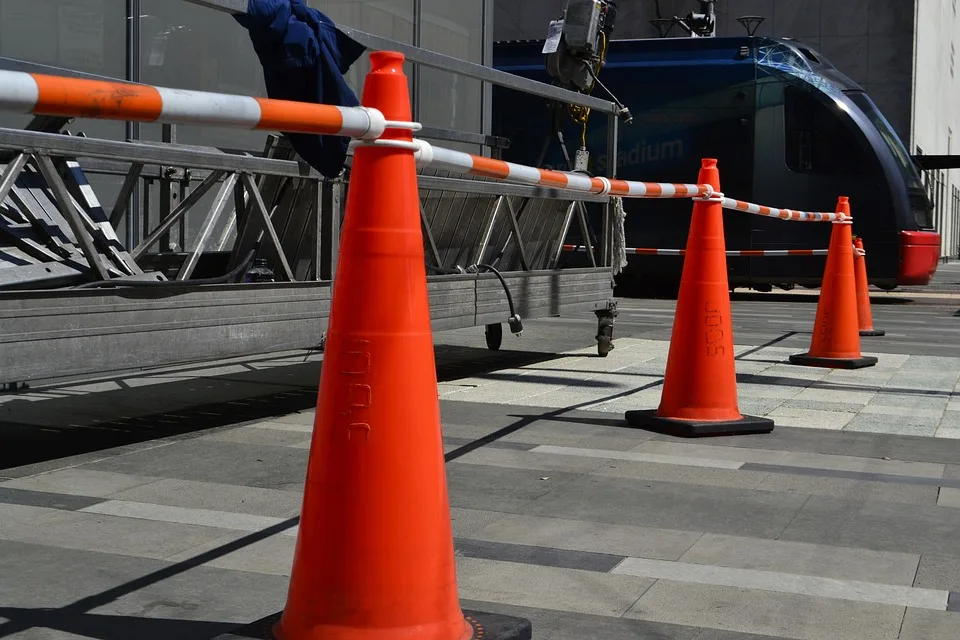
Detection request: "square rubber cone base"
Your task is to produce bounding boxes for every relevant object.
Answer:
[860,329,886,337]
[210,609,532,640]
[624,409,774,438]
[789,353,878,369]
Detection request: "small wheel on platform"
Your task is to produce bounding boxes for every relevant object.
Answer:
[594,302,618,357]
[484,323,503,351]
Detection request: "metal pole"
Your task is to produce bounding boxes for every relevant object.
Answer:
[125,0,141,250]
[603,113,619,267]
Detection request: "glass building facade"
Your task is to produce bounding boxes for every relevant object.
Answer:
[0,0,491,248]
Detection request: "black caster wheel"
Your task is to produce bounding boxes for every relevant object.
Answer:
[595,302,618,358]
[485,323,503,351]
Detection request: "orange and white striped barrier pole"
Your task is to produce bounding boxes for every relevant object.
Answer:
[0,69,418,139]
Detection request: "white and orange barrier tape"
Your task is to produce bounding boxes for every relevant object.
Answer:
[0,70,419,139]
[562,245,832,257]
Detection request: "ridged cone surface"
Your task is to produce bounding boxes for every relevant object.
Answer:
[274,51,471,640]
[854,238,877,332]
[657,159,743,422]
[806,203,863,360]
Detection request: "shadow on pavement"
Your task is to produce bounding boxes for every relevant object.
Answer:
[1,346,563,472]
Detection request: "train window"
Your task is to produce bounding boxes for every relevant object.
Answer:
[784,86,865,175]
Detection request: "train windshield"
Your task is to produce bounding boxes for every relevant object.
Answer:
[845,91,925,193]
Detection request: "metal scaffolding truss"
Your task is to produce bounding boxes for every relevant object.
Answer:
[0,1,621,384]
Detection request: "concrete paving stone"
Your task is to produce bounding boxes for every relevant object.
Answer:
[531,445,743,470]
[885,374,959,393]
[468,513,702,561]
[778,495,960,556]
[86,563,290,631]
[497,423,652,452]
[763,365,832,382]
[913,553,960,592]
[80,500,291,535]
[164,532,296,577]
[898,355,960,372]
[898,608,960,640]
[937,410,960,428]
[0,487,103,511]
[630,441,791,465]
[195,426,313,448]
[937,487,960,508]
[441,422,504,441]
[843,413,939,437]
[0,539,188,610]
[592,460,770,490]
[269,411,315,426]
[455,538,625,573]
[457,599,708,640]
[935,428,960,439]
[867,393,949,411]
[83,440,309,491]
[735,383,803,400]
[677,533,920,585]
[584,390,665,414]
[449,508,509,538]
[777,451,945,478]
[794,387,877,405]
[613,557,947,609]
[0,469,161,498]
[453,556,656,618]
[446,464,580,513]
[738,397,789,416]
[860,404,945,420]
[753,472,939,505]
[0,505,236,560]
[624,580,906,640]
[777,398,868,414]
[453,447,610,474]
[944,464,960,480]
[525,475,809,539]
[766,407,856,430]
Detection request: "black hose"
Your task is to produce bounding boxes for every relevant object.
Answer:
[74,250,257,289]
[475,263,518,320]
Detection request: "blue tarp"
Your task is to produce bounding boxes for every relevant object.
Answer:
[235,0,366,178]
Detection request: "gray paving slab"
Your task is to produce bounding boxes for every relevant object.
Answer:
[778,495,960,556]
[676,533,920,585]
[0,487,104,511]
[914,554,960,591]
[898,608,960,640]
[0,504,235,561]
[945,464,960,480]
[592,460,770,490]
[454,538,625,573]
[937,487,960,507]
[624,581,906,640]
[752,471,940,505]
[196,426,312,448]
[107,478,304,518]
[449,508,509,538]
[446,463,580,513]
[0,469,160,498]
[458,599,709,640]
[844,413,940,436]
[524,475,810,538]
[468,513,702,561]
[454,556,656,617]
[453,447,610,474]
[83,440,308,491]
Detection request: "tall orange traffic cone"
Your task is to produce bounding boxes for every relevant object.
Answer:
[789,198,878,369]
[625,158,773,437]
[853,237,885,336]
[265,52,530,640]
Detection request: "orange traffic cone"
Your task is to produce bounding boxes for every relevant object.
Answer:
[267,52,530,640]
[854,237,885,337]
[789,198,878,369]
[625,158,773,437]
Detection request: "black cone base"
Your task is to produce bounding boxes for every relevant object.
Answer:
[624,409,774,438]
[789,353,878,369]
[859,329,886,337]
[210,609,532,640]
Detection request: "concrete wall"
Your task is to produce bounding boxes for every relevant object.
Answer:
[912,0,960,257]
[493,1,915,140]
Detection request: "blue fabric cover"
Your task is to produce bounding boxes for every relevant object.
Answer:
[234,0,366,177]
